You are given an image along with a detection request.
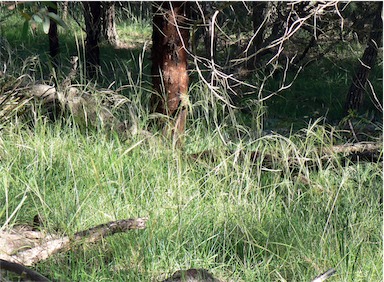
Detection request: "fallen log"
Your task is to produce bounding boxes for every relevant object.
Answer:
[0,217,148,268]
[190,141,382,169]
[324,141,382,162]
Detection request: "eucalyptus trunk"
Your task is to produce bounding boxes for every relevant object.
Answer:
[102,2,119,46]
[151,1,190,141]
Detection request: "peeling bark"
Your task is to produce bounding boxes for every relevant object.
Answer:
[102,2,119,46]
[62,1,68,20]
[151,1,190,140]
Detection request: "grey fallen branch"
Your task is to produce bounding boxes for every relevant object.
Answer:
[0,217,148,267]
[324,142,382,162]
[311,268,336,282]
[1,57,148,139]
[191,141,382,168]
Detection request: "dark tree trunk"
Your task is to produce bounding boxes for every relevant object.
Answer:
[248,2,286,68]
[344,2,383,115]
[201,2,217,60]
[190,2,217,61]
[102,1,119,46]
[48,2,59,64]
[151,1,190,140]
[249,1,267,68]
[83,1,102,79]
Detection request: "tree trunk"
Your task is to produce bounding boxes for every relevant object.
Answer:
[48,2,59,65]
[102,1,119,46]
[249,1,267,68]
[201,2,217,60]
[83,1,102,79]
[344,2,383,115]
[189,2,217,62]
[151,1,190,141]
[62,1,68,20]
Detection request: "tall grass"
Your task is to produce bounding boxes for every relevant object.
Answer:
[0,112,382,281]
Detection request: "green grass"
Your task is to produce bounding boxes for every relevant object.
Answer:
[0,117,382,281]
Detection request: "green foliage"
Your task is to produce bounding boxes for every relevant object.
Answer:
[4,1,68,37]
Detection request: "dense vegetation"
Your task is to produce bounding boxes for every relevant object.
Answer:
[0,2,382,281]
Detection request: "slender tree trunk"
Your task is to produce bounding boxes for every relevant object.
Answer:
[48,2,59,64]
[344,2,383,115]
[201,2,217,60]
[189,2,217,61]
[62,1,68,20]
[151,1,190,140]
[102,1,119,46]
[83,1,102,79]
[249,1,267,68]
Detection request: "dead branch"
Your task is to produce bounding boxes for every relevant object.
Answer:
[311,268,336,282]
[190,141,382,168]
[324,141,382,162]
[325,141,381,155]
[0,217,148,267]
[0,259,51,282]
[73,217,147,242]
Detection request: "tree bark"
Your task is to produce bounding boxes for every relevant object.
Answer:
[83,1,102,79]
[344,2,383,115]
[102,1,119,46]
[249,1,267,68]
[151,1,190,140]
[48,2,59,65]
[62,1,68,20]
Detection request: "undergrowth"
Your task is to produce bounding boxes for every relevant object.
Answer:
[0,113,382,281]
